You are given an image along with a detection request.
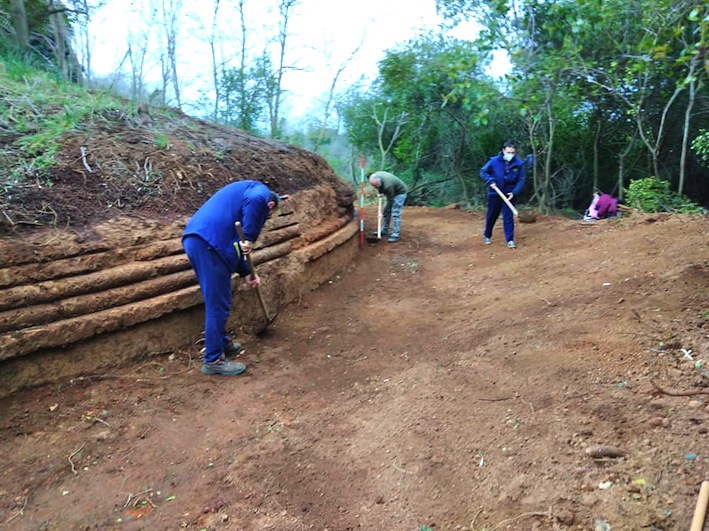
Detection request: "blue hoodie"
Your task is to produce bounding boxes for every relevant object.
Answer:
[183,180,272,274]
[480,153,526,197]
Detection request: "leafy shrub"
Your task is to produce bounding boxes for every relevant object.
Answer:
[692,130,709,165]
[624,178,705,214]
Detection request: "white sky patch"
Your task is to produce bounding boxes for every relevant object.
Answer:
[88,0,501,118]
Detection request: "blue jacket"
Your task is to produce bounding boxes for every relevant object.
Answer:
[480,153,526,197]
[183,180,272,274]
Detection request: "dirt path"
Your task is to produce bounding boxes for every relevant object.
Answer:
[1,207,708,531]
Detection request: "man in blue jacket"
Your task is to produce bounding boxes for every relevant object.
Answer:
[182,180,279,376]
[480,141,526,249]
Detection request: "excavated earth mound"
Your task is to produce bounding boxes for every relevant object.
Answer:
[0,109,357,396]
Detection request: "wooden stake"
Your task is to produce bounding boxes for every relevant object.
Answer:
[691,481,709,531]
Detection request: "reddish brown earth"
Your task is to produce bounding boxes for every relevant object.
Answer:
[0,207,708,531]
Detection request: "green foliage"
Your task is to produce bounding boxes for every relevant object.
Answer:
[691,130,709,166]
[153,133,171,150]
[0,58,175,195]
[217,52,273,135]
[340,32,512,206]
[624,178,705,214]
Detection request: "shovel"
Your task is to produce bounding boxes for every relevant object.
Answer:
[235,222,277,335]
[365,195,384,243]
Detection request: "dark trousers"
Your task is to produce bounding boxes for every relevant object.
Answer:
[483,194,515,243]
[182,235,233,363]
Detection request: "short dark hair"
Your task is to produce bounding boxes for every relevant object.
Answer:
[269,191,279,207]
[502,141,516,149]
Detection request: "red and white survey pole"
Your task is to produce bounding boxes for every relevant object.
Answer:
[359,155,365,249]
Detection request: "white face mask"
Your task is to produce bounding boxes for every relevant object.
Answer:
[503,152,515,162]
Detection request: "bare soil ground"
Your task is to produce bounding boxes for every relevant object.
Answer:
[1,207,708,531]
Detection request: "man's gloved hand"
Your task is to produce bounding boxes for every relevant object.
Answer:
[244,274,261,288]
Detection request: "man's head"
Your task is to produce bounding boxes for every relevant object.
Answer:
[368,174,381,188]
[502,141,516,162]
[267,191,279,218]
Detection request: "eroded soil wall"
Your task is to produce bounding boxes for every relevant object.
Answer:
[0,185,358,396]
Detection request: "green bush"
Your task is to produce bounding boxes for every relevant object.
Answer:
[624,177,705,214]
[692,130,709,165]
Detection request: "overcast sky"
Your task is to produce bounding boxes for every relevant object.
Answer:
[89,0,503,118]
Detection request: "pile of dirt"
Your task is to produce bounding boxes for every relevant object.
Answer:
[1,107,353,235]
[0,207,707,530]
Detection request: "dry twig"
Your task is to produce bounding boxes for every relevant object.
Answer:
[650,380,709,397]
[80,146,93,173]
[68,444,86,475]
[124,487,153,508]
[4,496,28,524]
[489,507,552,530]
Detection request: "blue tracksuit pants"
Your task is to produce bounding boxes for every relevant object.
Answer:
[183,235,234,363]
[382,193,407,238]
[483,194,516,243]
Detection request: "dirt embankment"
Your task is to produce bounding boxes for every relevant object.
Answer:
[1,106,359,396]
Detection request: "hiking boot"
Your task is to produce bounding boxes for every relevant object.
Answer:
[201,356,246,376]
[224,341,244,357]
[387,236,400,243]
[507,240,517,249]
[483,237,492,245]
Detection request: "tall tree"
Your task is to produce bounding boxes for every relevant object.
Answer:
[66,0,107,87]
[9,0,30,50]
[266,0,300,138]
[154,0,182,109]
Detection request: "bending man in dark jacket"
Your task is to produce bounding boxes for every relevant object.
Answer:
[480,141,526,249]
[182,180,279,376]
[368,170,408,243]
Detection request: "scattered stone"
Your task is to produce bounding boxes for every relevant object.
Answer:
[648,399,668,410]
[556,509,575,525]
[585,446,627,458]
[648,418,664,428]
[203,513,229,528]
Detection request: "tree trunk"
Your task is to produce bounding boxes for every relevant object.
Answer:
[616,133,636,201]
[678,57,700,196]
[10,0,30,50]
[540,98,555,214]
[209,0,221,121]
[593,119,601,191]
[270,0,299,138]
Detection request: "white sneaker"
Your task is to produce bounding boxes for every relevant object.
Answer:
[483,237,492,245]
[507,241,516,249]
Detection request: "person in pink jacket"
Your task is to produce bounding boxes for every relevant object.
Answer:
[584,192,618,220]
[595,193,619,218]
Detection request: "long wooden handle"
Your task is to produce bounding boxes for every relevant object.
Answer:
[691,481,709,531]
[491,183,519,217]
[234,222,270,321]
[377,195,383,238]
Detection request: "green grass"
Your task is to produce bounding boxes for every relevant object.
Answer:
[1,59,129,181]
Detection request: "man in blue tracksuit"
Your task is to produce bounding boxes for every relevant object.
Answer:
[480,141,526,249]
[182,180,279,376]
